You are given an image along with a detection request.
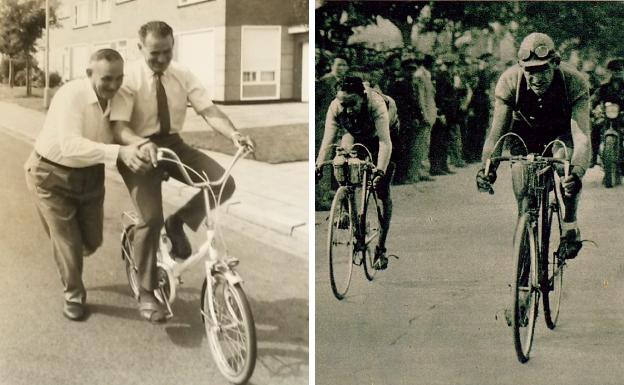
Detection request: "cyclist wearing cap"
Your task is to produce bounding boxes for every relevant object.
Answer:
[316,76,397,270]
[477,32,591,262]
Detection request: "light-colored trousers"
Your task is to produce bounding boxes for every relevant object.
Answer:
[25,152,105,304]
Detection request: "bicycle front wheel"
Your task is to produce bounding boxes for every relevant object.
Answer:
[512,214,539,363]
[328,186,355,300]
[201,276,257,385]
[542,192,564,329]
[362,190,382,281]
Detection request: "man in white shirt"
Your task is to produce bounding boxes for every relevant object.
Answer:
[25,49,149,321]
[111,21,252,323]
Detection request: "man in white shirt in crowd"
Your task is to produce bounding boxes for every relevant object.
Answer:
[111,21,253,323]
[25,49,150,321]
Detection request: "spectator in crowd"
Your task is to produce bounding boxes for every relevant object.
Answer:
[383,57,420,184]
[464,52,496,163]
[410,53,438,181]
[430,53,461,175]
[583,60,604,167]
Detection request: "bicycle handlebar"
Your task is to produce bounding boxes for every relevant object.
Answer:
[486,154,570,180]
[156,144,252,188]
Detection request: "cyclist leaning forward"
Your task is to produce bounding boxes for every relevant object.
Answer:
[316,76,398,270]
[477,33,591,263]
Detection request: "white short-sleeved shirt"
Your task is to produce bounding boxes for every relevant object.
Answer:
[110,59,213,137]
[34,77,120,168]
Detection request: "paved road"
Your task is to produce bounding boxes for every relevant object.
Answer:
[0,130,308,385]
[316,162,624,385]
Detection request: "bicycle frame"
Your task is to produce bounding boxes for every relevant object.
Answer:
[322,143,376,250]
[137,145,251,319]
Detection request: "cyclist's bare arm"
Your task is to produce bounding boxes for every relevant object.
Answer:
[569,96,591,177]
[316,105,340,167]
[373,110,392,173]
[198,105,241,141]
[481,98,513,164]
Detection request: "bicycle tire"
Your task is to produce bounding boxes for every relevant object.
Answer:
[362,190,382,281]
[603,135,619,188]
[542,191,564,329]
[201,276,257,385]
[512,213,539,363]
[328,186,355,300]
[121,224,140,300]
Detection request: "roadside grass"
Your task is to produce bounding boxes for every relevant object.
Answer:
[181,123,308,164]
[0,84,47,112]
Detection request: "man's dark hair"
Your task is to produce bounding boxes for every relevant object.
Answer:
[139,21,174,43]
[341,76,365,96]
[89,48,123,63]
[86,48,123,76]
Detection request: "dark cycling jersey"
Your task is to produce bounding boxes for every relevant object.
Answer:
[495,63,589,154]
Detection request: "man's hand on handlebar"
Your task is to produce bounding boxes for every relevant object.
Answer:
[139,140,159,168]
[231,132,254,152]
[476,167,497,194]
[562,173,582,197]
[372,169,385,190]
[315,164,324,183]
[118,143,153,174]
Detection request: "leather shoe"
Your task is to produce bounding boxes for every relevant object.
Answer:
[429,168,447,176]
[63,301,86,321]
[165,216,192,260]
[419,175,436,182]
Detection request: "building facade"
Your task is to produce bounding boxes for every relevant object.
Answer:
[48,0,309,102]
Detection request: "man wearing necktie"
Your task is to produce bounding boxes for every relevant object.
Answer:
[111,21,253,323]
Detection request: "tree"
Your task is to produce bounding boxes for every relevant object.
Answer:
[0,0,56,95]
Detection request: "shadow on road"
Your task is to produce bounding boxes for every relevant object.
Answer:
[249,297,309,378]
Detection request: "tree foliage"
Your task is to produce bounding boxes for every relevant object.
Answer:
[316,1,624,63]
[0,0,56,94]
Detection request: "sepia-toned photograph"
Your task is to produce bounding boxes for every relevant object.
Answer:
[0,0,308,384]
[315,1,624,384]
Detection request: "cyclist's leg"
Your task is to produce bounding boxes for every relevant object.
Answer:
[372,162,394,270]
[116,159,164,292]
[165,136,236,232]
[552,145,582,258]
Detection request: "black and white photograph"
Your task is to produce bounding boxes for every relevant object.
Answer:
[315,1,624,384]
[0,0,308,384]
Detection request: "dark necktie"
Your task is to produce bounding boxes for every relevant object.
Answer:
[155,73,171,135]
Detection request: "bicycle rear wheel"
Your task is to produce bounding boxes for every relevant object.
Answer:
[121,224,140,300]
[201,276,257,385]
[512,214,539,363]
[542,192,564,329]
[328,186,355,300]
[362,190,382,281]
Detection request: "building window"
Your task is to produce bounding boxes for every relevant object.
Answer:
[57,4,70,19]
[92,39,128,60]
[178,0,211,6]
[73,1,88,28]
[93,0,111,23]
[241,26,281,100]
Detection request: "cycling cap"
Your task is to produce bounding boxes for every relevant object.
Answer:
[518,32,556,68]
[341,76,365,95]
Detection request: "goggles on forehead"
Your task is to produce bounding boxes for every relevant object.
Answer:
[518,45,552,62]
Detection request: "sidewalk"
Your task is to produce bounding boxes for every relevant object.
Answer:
[0,100,309,258]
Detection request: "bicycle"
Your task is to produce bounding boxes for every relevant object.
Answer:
[120,144,256,384]
[319,144,384,300]
[485,133,569,363]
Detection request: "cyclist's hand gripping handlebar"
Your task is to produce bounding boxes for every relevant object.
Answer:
[476,159,497,195]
